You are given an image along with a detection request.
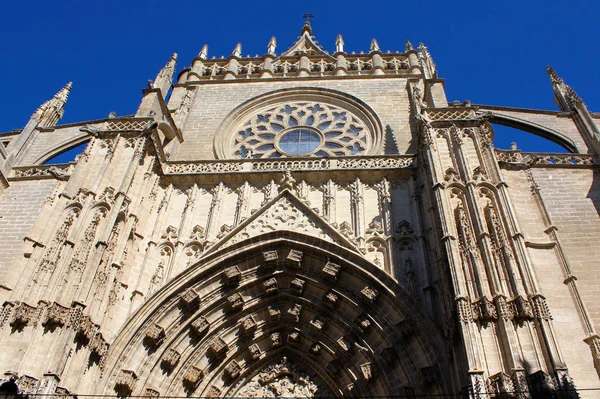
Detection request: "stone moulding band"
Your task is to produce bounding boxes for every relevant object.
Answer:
[494,149,595,167]
[165,155,416,175]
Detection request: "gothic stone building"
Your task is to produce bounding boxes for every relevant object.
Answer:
[0,22,599,398]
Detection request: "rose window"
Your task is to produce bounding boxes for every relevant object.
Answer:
[232,102,370,158]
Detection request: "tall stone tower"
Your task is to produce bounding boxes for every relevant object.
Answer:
[0,22,599,398]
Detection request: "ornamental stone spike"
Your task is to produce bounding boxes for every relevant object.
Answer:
[546,65,563,85]
[370,38,380,53]
[232,43,242,58]
[32,81,73,127]
[153,53,178,97]
[198,44,208,59]
[405,40,414,52]
[268,37,277,56]
[335,34,344,53]
[301,20,312,35]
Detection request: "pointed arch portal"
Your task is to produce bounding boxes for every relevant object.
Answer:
[101,232,451,398]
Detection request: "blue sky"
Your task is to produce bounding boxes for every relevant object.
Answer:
[2,0,598,156]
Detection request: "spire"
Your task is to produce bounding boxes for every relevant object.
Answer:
[335,34,344,53]
[153,53,177,96]
[32,82,72,127]
[198,44,208,59]
[546,65,583,111]
[418,43,437,79]
[232,43,242,58]
[268,37,277,56]
[405,40,414,52]
[370,38,380,53]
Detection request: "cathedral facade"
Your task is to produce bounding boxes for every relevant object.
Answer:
[0,22,599,398]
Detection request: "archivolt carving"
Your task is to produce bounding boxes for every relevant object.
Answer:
[100,233,450,398]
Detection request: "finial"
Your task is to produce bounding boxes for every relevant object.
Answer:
[335,34,344,53]
[370,38,380,53]
[546,65,563,85]
[31,81,73,126]
[232,43,242,57]
[302,13,314,35]
[405,40,414,52]
[268,37,277,56]
[198,44,208,59]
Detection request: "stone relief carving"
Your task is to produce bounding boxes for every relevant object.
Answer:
[236,357,330,398]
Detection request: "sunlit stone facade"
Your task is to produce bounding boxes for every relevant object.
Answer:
[0,22,599,398]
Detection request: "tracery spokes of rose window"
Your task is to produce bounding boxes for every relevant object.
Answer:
[233,102,370,159]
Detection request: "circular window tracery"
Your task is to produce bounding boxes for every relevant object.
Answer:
[233,102,371,159]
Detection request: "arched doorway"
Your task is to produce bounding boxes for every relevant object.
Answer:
[100,232,451,397]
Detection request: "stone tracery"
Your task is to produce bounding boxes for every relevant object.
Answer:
[232,102,371,159]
